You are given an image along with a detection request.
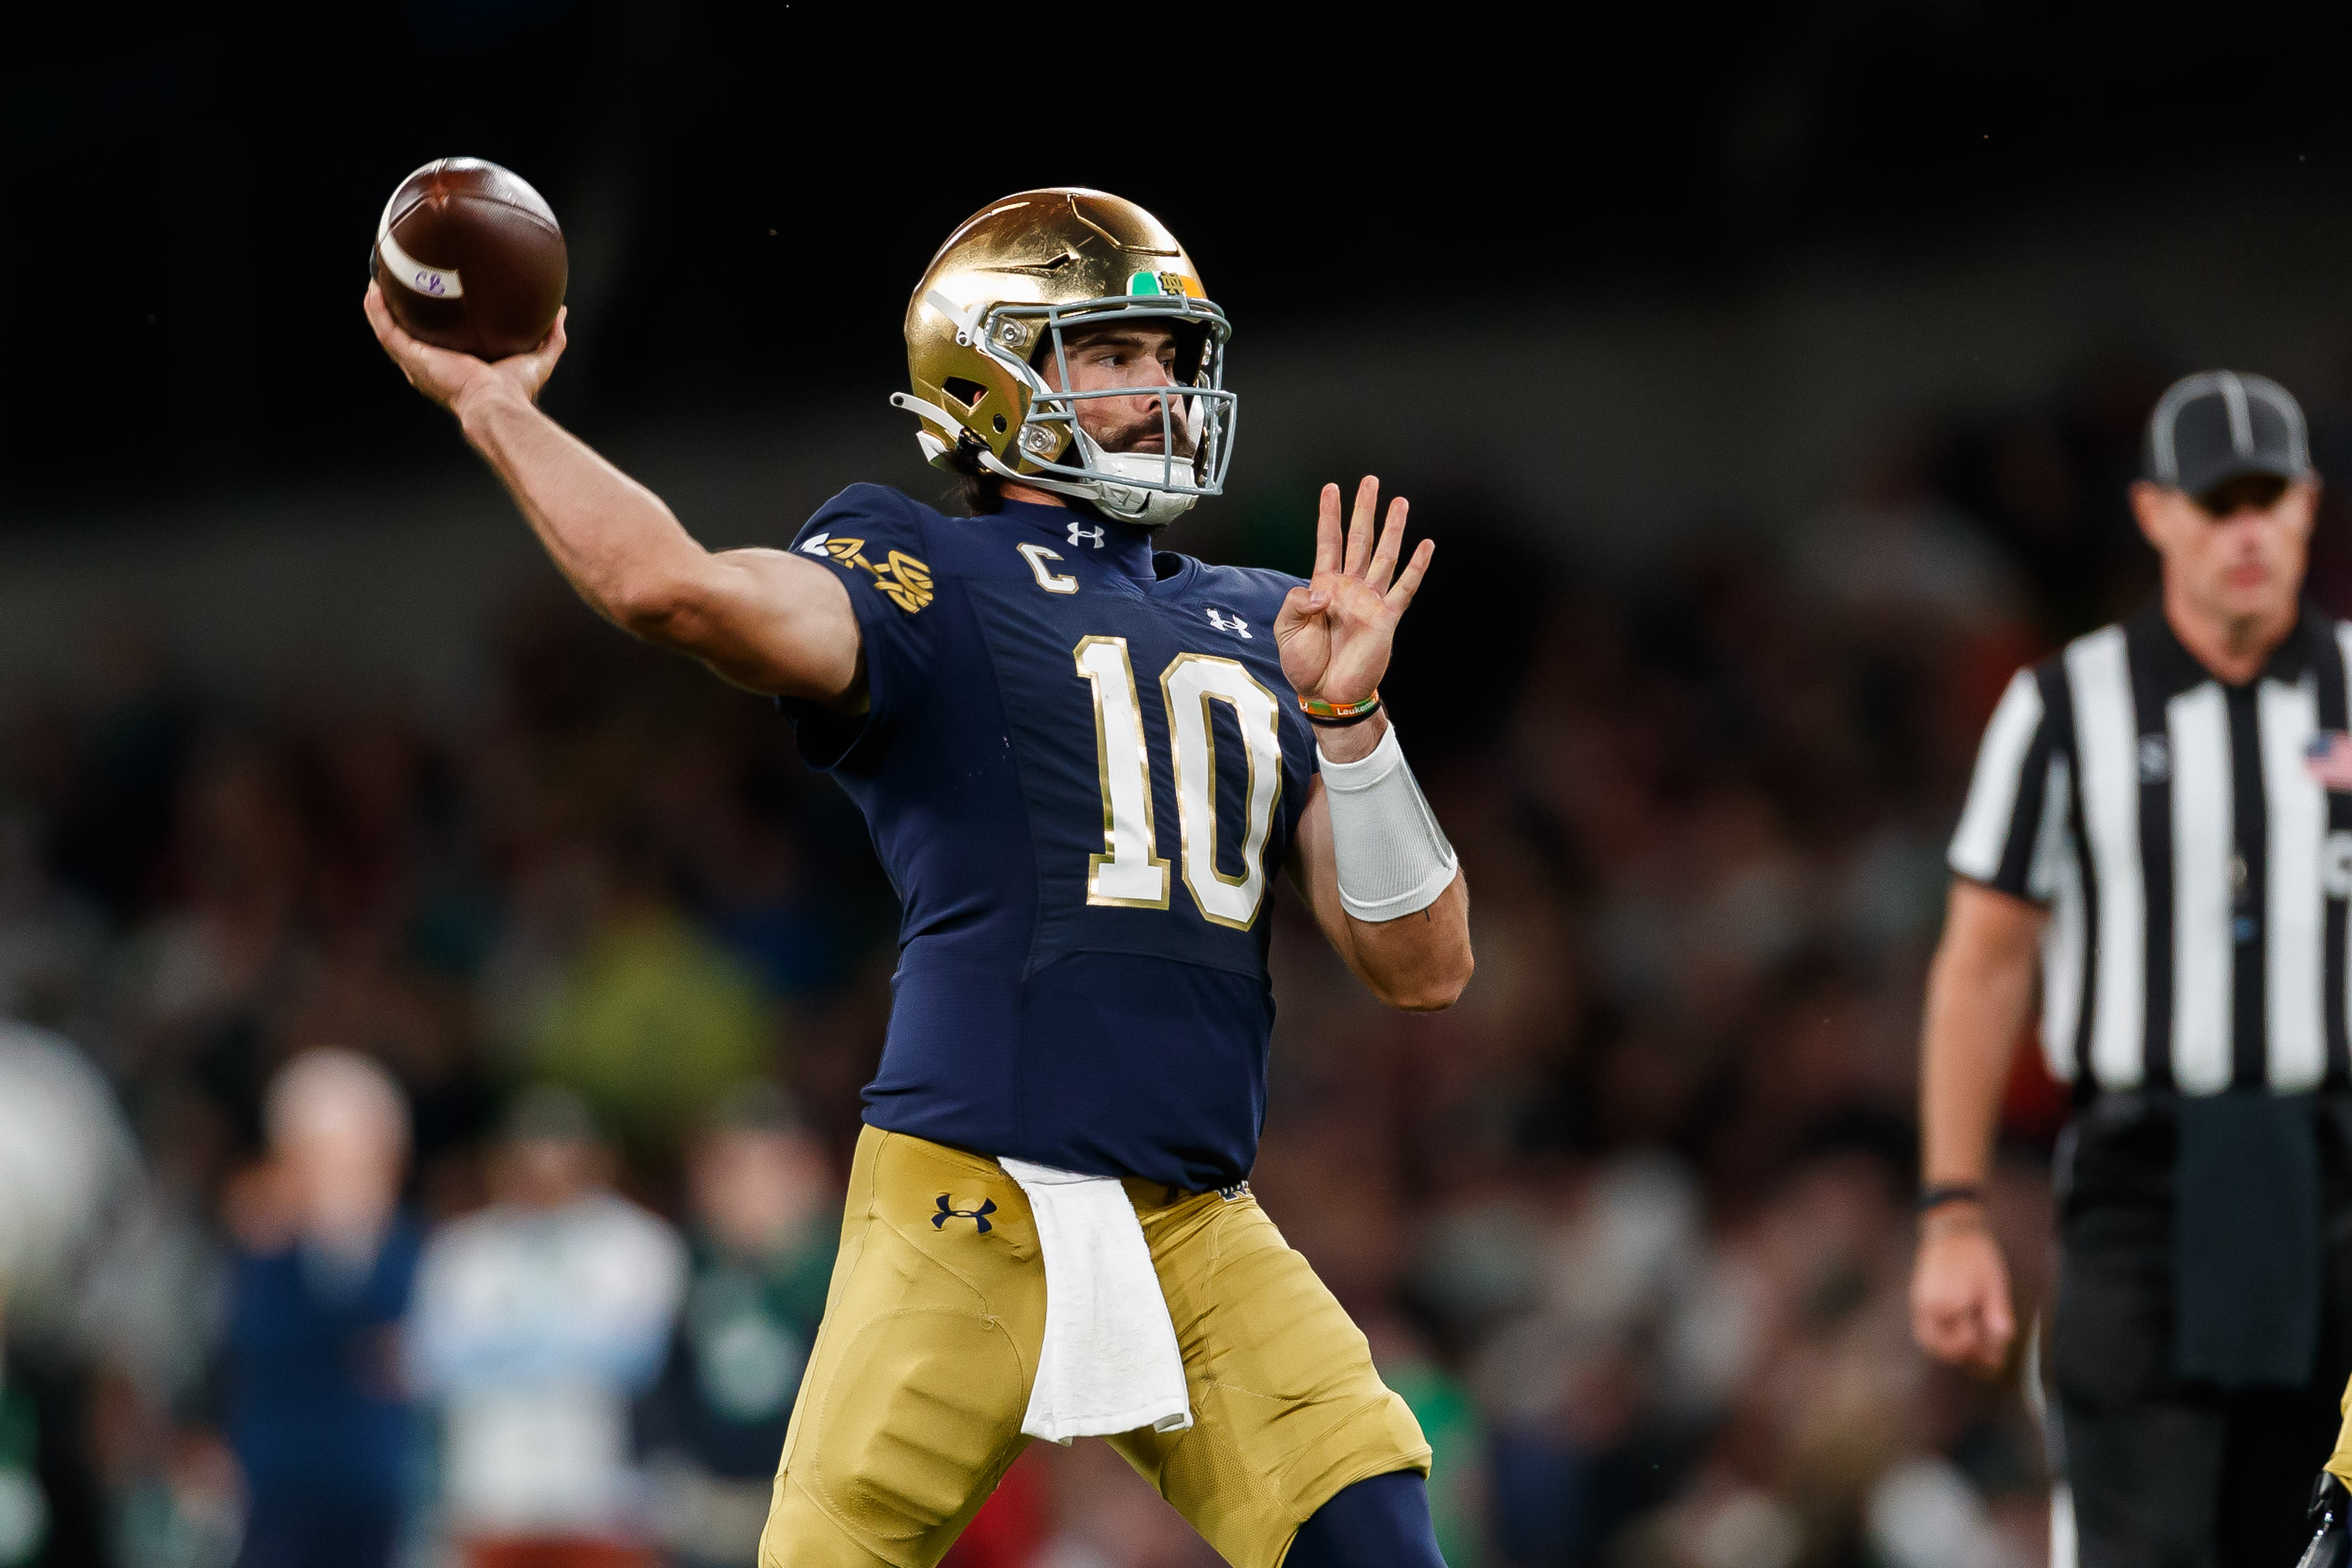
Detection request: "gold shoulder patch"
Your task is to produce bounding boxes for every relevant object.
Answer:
[875,550,935,614]
[818,537,934,614]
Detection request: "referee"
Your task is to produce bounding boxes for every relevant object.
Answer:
[1910,370,2352,1568]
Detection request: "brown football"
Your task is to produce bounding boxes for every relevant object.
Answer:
[373,158,567,360]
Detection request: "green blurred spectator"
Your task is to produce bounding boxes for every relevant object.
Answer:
[534,909,771,1158]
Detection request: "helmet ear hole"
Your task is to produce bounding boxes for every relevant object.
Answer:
[1171,321,1211,384]
[943,377,989,410]
[992,414,1008,433]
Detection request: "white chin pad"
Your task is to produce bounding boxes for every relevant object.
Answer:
[1096,449,1196,490]
[1317,725,1459,921]
[1083,449,1199,528]
[1092,485,1199,528]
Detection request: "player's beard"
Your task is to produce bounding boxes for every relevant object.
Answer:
[1088,397,1200,463]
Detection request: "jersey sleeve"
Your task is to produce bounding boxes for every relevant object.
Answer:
[776,486,941,772]
[1948,665,2071,900]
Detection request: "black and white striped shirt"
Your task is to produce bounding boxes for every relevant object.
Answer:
[1951,602,2352,1095]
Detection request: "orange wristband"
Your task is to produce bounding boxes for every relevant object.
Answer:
[1299,690,1381,725]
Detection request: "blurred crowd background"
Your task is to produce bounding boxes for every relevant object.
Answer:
[21,3,2352,1566]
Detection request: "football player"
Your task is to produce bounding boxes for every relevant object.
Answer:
[365,187,1473,1568]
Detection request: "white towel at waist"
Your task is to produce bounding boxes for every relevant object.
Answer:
[998,1158,1193,1445]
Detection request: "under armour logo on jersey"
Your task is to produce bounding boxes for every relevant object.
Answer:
[932,1195,998,1233]
[1068,521,1106,549]
[1205,608,1251,638]
[798,533,831,556]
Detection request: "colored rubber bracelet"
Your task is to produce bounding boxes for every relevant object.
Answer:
[1305,701,1383,729]
[1300,691,1381,722]
[1916,1183,1984,1214]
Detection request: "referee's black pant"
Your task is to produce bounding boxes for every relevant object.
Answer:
[2053,1094,2352,1568]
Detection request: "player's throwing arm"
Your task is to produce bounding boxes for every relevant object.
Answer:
[362,286,867,708]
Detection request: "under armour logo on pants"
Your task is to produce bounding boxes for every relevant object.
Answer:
[934,1195,998,1233]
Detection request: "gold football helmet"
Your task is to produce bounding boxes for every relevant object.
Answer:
[891,188,1235,528]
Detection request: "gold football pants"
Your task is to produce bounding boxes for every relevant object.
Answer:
[757,1126,1431,1568]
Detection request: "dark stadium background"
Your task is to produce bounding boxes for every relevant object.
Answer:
[16,2,2352,507]
[9,5,2352,1568]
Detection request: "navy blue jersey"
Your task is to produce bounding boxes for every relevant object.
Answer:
[780,486,1316,1189]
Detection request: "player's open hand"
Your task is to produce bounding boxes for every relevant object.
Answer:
[364,282,565,416]
[1275,477,1433,722]
[1910,1213,2016,1375]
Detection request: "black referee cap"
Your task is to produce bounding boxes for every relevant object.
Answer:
[2145,369,2311,501]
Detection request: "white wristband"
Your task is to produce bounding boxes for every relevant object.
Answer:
[1317,724,1459,922]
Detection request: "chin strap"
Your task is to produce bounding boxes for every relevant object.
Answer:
[886,392,1203,530]
[888,392,961,464]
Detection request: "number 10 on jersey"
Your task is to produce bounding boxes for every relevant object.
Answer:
[1073,636,1284,930]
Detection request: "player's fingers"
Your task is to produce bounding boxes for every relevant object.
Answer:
[506,311,568,394]
[1384,538,1435,614]
[1343,476,1380,577]
[502,307,564,364]
[1365,495,1410,592]
[362,281,402,346]
[367,288,428,365]
[1274,583,1319,633]
[1314,484,1343,577]
[365,285,448,384]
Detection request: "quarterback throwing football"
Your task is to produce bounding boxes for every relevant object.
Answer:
[367,188,1473,1568]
